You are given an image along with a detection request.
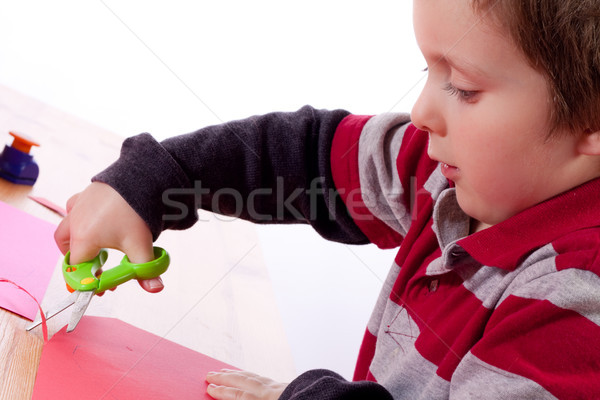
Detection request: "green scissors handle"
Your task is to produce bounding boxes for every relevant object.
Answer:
[62,247,170,293]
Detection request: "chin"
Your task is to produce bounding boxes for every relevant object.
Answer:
[455,194,501,228]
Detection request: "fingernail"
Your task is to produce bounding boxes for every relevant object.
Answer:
[148,277,164,290]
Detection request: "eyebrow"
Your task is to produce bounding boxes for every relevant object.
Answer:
[430,52,489,78]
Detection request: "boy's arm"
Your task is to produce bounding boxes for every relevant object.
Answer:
[93,105,369,245]
[63,107,416,291]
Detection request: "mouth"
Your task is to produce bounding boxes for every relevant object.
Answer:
[440,162,460,180]
[426,143,459,180]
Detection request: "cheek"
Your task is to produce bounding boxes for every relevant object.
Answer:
[452,102,547,169]
[462,136,537,193]
[454,166,531,225]
[457,142,551,224]
[453,131,537,206]
[480,87,552,145]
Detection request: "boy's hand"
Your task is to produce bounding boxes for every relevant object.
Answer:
[206,369,288,400]
[54,182,164,293]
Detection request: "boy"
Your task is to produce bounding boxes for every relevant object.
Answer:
[56,0,600,398]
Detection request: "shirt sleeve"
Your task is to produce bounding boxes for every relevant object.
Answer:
[330,113,438,249]
[93,105,368,244]
[280,369,393,400]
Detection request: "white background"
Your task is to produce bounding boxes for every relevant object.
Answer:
[0,0,425,379]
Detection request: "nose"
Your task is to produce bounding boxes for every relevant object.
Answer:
[411,79,443,135]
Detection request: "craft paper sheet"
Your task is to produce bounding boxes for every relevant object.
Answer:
[0,200,60,320]
[33,316,236,399]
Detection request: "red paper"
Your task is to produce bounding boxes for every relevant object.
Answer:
[0,200,60,320]
[33,316,237,399]
[0,278,48,342]
[28,195,68,217]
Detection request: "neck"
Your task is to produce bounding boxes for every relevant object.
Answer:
[470,219,491,234]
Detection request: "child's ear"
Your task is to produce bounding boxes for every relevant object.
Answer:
[577,129,600,156]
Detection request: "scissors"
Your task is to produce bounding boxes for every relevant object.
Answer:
[27,246,169,333]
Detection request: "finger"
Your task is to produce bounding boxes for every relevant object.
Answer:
[218,369,266,383]
[219,369,275,385]
[138,276,164,293]
[68,237,102,265]
[206,370,287,400]
[65,193,80,213]
[54,217,71,255]
[206,384,248,400]
[206,370,261,390]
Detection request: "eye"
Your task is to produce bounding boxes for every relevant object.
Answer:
[443,82,479,103]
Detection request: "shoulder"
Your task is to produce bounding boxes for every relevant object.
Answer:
[502,228,600,317]
[551,227,600,274]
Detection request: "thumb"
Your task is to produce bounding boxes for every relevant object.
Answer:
[122,239,165,294]
[138,276,164,293]
[122,238,155,264]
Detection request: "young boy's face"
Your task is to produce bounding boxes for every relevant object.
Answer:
[411,0,592,229]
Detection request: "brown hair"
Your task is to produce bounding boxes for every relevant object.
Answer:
[472,0,600,134]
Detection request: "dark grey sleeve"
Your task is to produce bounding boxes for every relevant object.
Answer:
[280,370,393,400]
[93,105,369,245]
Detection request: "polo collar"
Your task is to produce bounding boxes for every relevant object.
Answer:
[432,177,600,271]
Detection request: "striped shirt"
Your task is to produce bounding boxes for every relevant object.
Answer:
[331,113,600,399]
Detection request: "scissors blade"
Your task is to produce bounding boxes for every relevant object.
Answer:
[66,291,94,332]
[26,291,80,331]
